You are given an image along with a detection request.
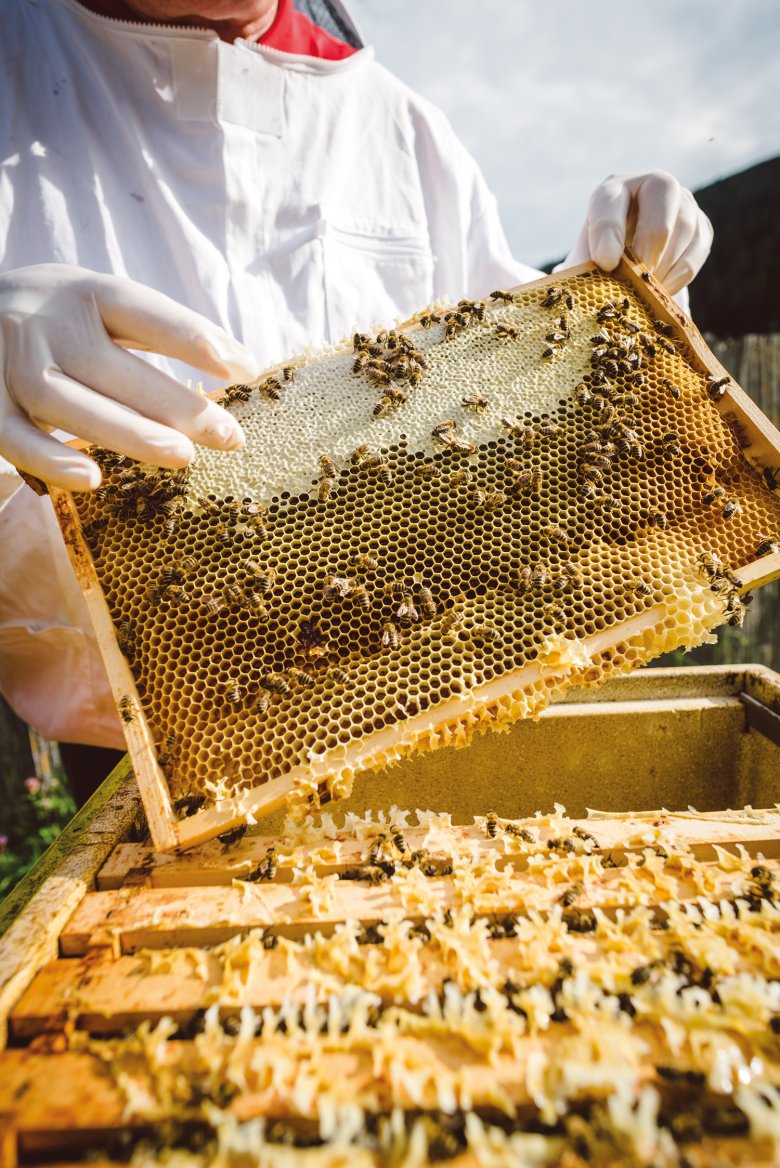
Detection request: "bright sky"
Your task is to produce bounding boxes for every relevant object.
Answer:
[349,0,780,268]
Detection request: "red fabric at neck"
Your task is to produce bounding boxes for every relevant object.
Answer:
[262,0,357,59]
[75,0,358,58]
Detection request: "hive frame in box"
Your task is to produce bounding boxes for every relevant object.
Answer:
[49,253,780,853]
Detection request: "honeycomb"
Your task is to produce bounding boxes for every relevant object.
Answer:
[59,260,780,850]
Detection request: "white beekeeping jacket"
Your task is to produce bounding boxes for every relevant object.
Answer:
[0,0,543,746]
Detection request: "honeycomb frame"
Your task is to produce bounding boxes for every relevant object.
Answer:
[50,253,780,853]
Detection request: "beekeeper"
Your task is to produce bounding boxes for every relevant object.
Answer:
[0,0,713,764]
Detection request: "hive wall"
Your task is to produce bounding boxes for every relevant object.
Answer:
[56,257,780,850]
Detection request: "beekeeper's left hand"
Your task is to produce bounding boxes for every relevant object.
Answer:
[562,170,713,294]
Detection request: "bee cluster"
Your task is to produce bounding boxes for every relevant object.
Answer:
[69,268,780,815]
[42,806,780,1166]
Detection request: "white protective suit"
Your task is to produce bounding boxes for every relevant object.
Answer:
[0,0,544,747]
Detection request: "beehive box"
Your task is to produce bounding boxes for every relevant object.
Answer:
[50,254,780,851]
[0,666,779,1167]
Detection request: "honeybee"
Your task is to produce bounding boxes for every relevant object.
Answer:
[259,376,283,401]
[490,289,515,302]
[756,536,780,557]
[441,607,463,636]
[541,287,562,308]
[351,583,371,612]
[288,667,315,687]
[653,319,674,338]
[213,523,232,547]
[494,323,519,341]
[531,565,550,590]
[173,794,205,818]
[247,846,277,882]
[349,552,379,572]
[663,379,681,401]
[197,494,221,516]
[116,619,135,660]
[219,825,247,850]
[353,351,369,374]
[243,564,276,594]
[358,451,385,471]
[373,397,394,418]
[415,460,441,480]
[510,565,533,593]
[382,620,400,649]
[419,310,442,328]
[558,880,585,907]
[450,467,472,489]
[575,383,592,406]
[661,433,681,456]
[318,477,335,502]
[244,592,270,618]
[390,826,407,854]
[484,490,507,511]
[432,419,457,441]
[554,565,584,594]
[353,332,370,350]
[260,672,291,696]
[581,466,603,485]
[546,603,567,624]
[253,693,270,715]
[486,811,500,838]
[762,467,780,492]
[538,420,563,438]
[546,331,568,344]
[461,393,489,412]
[351,443,371,464]
[505,824,535,842]
[323,575,352,601]
[118,694,135,723]
[319,455,338,479]
[639,333,657,356]
[416,585,436,619]
[541,346,557,359]
[222,679,242,705]
[630,580,653,597]
[329,667,349,684]
[376,462,393,485]
[647,511,667,529]
[542,524,568,546]
[471,622,499,643]
[384,384,408,404]
[201,594,227,617]
[222,581,244,607]
[396,590,419,622]
[722,498,741,519]
[468,485,486,509]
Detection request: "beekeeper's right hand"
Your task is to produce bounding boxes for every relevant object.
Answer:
[0,264,261,491]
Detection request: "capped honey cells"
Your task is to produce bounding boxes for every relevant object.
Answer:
[61,260,780,846]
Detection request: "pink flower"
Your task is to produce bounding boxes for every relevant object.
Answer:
[0,834,8,852]
[24,776,41,795]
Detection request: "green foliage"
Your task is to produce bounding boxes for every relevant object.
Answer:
[0,772,76,899]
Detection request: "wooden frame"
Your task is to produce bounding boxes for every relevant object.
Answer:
[48,254,780,853]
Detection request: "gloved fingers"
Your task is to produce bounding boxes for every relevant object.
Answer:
[62,326,245,453]
[0,410,102,491]
[659,222,714,296]
[630,171,682,271]
[26,367,196,468]
[90,275,261,382]
[586,176,632,271]
[655,192,712,290]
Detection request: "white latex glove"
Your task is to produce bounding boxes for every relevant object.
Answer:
[562,170,713,294]
[0,264,261,491]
